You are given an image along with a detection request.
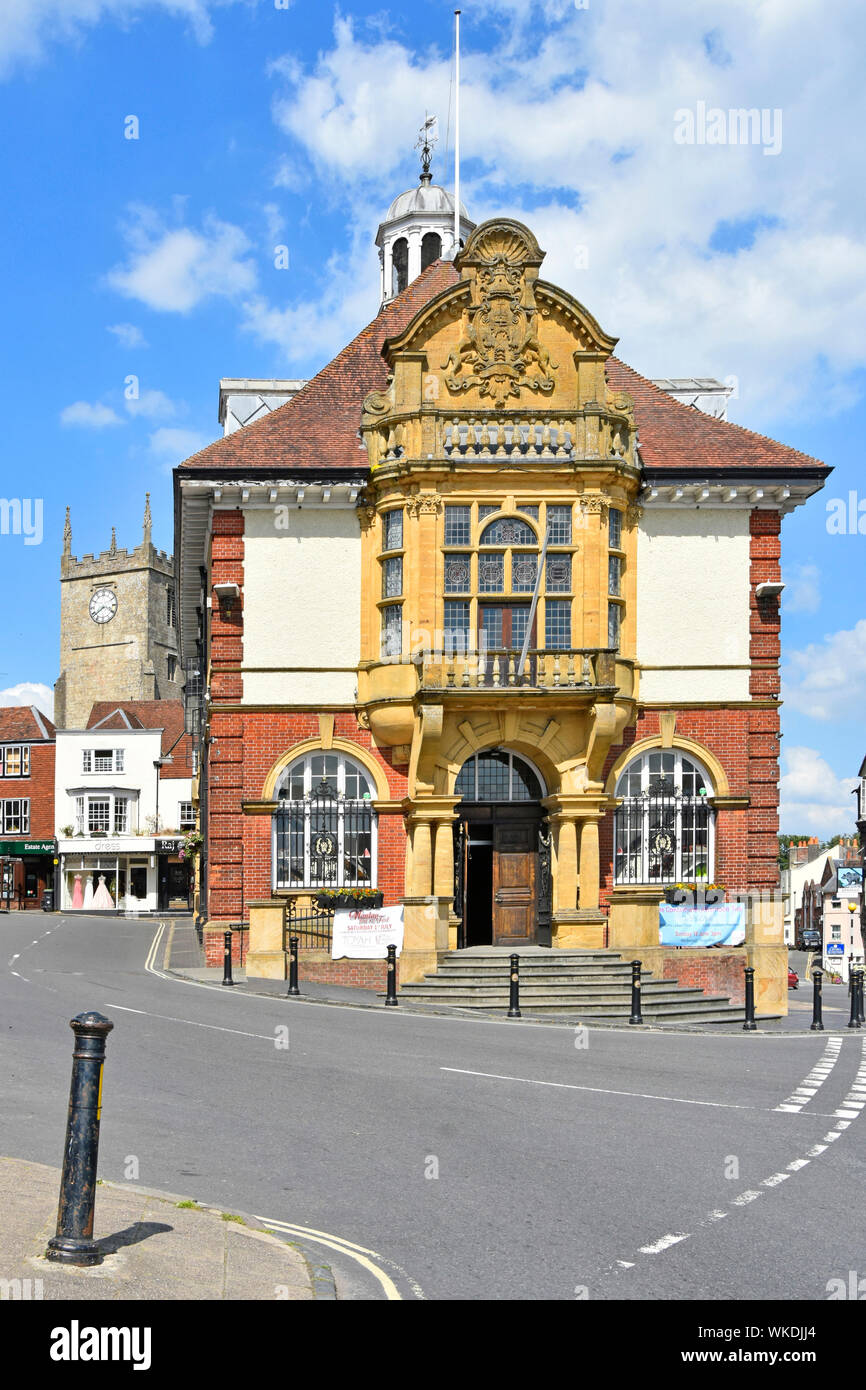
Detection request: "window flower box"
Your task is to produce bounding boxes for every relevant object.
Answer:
[663,883,726,908]
[315,888,384,909]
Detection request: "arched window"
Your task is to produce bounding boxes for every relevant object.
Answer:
[421,231,442,270]
[456,749,544,802]
[273,751,376,890]
[613,749,714,885]
[392,238,408,296]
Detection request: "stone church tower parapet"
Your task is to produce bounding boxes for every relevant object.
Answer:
[54,495,183,729]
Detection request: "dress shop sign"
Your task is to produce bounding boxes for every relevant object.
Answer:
[331,905,404,960]
[659,903,746,948]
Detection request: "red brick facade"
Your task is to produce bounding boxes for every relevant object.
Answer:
[0,706,56,908]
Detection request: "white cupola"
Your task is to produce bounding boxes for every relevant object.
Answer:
[375,118,475,306]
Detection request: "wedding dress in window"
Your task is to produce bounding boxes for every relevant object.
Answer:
[92,875,114,910]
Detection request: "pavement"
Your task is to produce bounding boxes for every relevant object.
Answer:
[165,921,857,1034]
[0,1156,329,1301]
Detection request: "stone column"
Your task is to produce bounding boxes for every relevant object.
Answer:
[578,817,600,912]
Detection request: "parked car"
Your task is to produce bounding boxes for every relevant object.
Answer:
[788,967,799,990]
[797,929,822,950]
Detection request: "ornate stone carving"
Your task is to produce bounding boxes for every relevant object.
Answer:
[356,505,377,531]
[406,493,443,517]
[362,379,395,419]
[626,502,644,527]
[442,224,556,407]
[579,495,609,519]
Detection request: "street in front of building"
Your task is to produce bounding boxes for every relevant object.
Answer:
[3,911,865,1303]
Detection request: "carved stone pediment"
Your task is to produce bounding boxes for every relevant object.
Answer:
[442,220,556,407]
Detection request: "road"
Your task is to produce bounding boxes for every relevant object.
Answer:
[3,912,864,1301]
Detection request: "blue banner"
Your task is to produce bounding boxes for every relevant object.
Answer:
[659,903,746,947]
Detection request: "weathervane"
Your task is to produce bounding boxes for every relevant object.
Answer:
[415,113,438,182]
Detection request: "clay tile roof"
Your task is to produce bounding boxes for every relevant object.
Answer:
[86,700,193,777]
[606,357,827,474]
[0,706,55,741]
[177,260,460,475]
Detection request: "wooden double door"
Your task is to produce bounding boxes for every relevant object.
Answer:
[456,805,551,948]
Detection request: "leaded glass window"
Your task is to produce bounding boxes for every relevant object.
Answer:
[511,553,537,593]
[608,602,621,649]
[383,510,403,551]
[478,553,505,593]
[381,604,402,658]
[478,504,500,521]
[545,599,571,649]
[479,517,536,547]
[455,749,543,802]
[608,554,621,596]
[609,508,623,550]
[382,557,402,599]
[444,555,472,593]
[546,554,571,592]
[444,601,471,653]
[518,504,540,520]
[444,505,471,546]
[546,505,572,544]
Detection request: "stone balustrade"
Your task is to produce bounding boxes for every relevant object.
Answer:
[420,647,617,690]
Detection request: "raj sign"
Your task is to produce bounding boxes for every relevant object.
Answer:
[659,903,746,948]
[331,905,404,960]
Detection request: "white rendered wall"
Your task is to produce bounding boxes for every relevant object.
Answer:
[55,728,163,832]
[636,508,751,702]
[242,507,361,706]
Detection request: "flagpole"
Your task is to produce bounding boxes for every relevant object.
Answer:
[519,527,550,675]
[454,9,461,255]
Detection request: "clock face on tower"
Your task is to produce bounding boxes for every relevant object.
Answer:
[89,588,118,624]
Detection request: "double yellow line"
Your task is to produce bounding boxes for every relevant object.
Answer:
[255,1217,418,1301]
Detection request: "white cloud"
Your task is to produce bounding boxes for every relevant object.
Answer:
[107,322,147,349]
[60,400,122,428]
[124,388,178,420]
[107,207,257,313]
[0,681,53,719]
[783,562,821,616]
[266,2,866,423]
[0,1,240,78]
[782,619,866,721]
[779,746,858,837]
[148,427,208,469]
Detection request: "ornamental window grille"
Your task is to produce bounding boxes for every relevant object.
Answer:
[614,750,714,885]
[456,749,544,802]
[546,554,571,592]
[546,505,572,544]
[444,505,471,546]
[383,510,403,552]
[382,556,403,599]
[444,555,472,593]
[479,517,536,547]
[273,753,376,891]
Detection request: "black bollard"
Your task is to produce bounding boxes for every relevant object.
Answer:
[628,959,643,1025]
[46,1012,114,1266]
[222,929,234,987]
[385,943,398,1006]
[743,965,757,1031]
[810,968,824,1032]
[857,967,865,1026]
[287,935,300,997]
[850,966,864,1029]
[508,954,521,1019]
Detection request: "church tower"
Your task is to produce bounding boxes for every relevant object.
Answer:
[53,496,183,728]
[375,118,475,306]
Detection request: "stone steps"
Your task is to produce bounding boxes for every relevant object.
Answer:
[394,946,749,1023]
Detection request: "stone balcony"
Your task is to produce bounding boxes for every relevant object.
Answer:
[419,646,621,691]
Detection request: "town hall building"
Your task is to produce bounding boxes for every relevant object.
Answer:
[174,162,829,1009]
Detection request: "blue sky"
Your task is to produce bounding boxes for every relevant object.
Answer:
[1,0,863,837]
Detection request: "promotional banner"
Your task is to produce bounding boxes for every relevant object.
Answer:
[659,903,746,947]
[331,904,404,960]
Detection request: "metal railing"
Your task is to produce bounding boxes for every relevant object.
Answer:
[284,899,334,950]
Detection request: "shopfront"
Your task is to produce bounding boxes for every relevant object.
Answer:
[156,837,192,912]
[57,837,159,913]
[0,839,56,909]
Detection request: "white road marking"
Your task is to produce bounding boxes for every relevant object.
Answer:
[774,1036,842,1112]
[638,1233,690,1254]
[440,1067,761,1111]
[111,1003,275,1041]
